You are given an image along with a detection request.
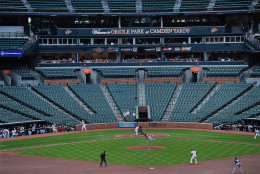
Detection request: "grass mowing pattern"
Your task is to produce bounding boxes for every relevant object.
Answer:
[1,129,260,166]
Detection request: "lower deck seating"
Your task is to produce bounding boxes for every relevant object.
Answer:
[0,86,79,126]
[107,83,138,122]
[146,83,176,121]
[169,83,215,122]
[68,84,118,123]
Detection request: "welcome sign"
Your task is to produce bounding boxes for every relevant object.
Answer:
[58,27,225,37]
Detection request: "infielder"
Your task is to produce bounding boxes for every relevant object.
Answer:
[232,158,243,173]
[254,129,260,139]
[145,134,155,145]
[190,149,197,164]
[81,120,87,131]
[135,125,139,136]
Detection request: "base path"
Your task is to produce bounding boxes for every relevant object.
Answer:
[1,152,260,174]
[116,133,169,138]
[125,146,167,150]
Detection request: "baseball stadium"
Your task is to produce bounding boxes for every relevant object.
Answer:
[0,0,260,174]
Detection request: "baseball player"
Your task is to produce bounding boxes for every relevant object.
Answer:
[232,158,243,173]
[190,149,197,164]
[135,125,139,136]
[81,120,87,132]
[100,151,107,167]
[254,129,260,139]
[144,134,155,145]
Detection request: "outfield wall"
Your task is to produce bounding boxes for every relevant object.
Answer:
[75,122,213,131]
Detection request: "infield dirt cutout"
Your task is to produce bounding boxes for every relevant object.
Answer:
[125,146,167,150]
[116,133,169,138]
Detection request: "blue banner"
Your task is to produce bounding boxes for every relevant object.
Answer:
[0,50,23,57]
[119,123,136,128]
[58,26,226,37]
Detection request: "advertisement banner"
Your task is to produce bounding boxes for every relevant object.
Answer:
[0,50,23,57]
[119,123,136,128]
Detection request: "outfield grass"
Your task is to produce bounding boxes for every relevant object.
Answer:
[1,129,260,166]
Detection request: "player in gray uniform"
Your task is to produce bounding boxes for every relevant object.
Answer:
[254,129,260,139]
[190,149,197,164]
[144,134,155,145]
[232,157,243,173]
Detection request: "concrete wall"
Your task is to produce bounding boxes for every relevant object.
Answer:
[246,78,260,86]
[144,78,182,85]
[44,79,81,86]
[203,78,240,85]
[101,78,138,86]
[75,122,213,131]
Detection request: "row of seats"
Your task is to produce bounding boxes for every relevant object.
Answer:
[11,66,35,80]
[107,0,136,12]
[0,38,28,48]
[194,83,253,122]
[146,83,176,121]
[36,68,78,79]
[94,67,137,78]
[169,83,215,122]
[0,93,50,121]
[0,0,27,12]
[0,0,255,12]
[107,83,138,122]
[205,66,247,77]
[32,85,93,123]
[214,0,253,10]
[28,0,68,12]
[0,86,79,126]
[68,84,118,123]
[71,0,104,12]
[206,85,260,125]
[180,0,210,11]
[146,67,189,77]
[250,66,260,77]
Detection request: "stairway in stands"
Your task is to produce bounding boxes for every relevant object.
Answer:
[101,86,124,122]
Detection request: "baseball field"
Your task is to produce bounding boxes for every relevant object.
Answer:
[1,128,260,174]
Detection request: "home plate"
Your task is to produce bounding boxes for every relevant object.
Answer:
[149,167,155,170]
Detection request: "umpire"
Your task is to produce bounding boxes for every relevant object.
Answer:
[100,151,107,167]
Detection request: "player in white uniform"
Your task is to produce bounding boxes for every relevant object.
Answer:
[190,149,197,164]
[81,120,87,131]
[11,128,17,137]
[144,134,155,145]
[254,129,260,139]
[232,158,243,173]
[135,125,139,136]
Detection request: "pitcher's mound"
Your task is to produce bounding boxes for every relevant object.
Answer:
[116,133,168,138]
[126,146,167,150]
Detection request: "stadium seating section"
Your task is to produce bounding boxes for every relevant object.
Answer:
[94,67,137,78]
[28,0,68,12]
[36,68,78,79]
[107,83,138,122]
[0,0,27,12]
[169,83,215,122]
[214,0,253,10]
[205,66,247,77]
[180,0,210,11]
[0,38,28,49]
[146,83,176,121]
[0,86,79,125]
[146,67,189,77]
[68,84,118,123]
[71,0,104,12]
[12,66,35,80]
[107,0,136,12]
[142,0,176,12]
[250,66,260,77]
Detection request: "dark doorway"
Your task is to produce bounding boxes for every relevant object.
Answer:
[192,72,198,83]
